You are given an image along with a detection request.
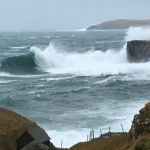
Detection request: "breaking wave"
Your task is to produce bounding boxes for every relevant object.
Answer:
[0,52,41,74]
[31,44,127,75]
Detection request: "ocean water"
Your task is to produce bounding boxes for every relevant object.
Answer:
[0,27,150,148]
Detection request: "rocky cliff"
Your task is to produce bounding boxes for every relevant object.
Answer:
[87,19,150,30]
[126,40,150,63]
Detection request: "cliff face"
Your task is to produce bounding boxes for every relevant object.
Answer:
[0,108,37,150]
[126,40,150,63]
[87,19,150,30]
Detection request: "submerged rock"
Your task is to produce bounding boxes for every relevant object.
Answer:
[126,40,150,62]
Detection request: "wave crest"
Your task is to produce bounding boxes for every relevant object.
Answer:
[0,52,40,74]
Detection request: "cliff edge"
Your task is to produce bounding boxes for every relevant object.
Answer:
[87,19,150,30]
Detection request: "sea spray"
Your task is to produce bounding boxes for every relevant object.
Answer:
[30,43,127,75]
[125,27,150,41]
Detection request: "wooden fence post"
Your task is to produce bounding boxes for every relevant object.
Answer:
[109,127,111,138]
[90,130,92,141]
[132,120,135,140]
[92,129,94,141]
[100,128,102,139]
[61,140,63,149]
[87,135,88,142]
[121,124,124,133]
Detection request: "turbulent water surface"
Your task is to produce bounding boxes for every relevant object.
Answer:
[0,27,150,147]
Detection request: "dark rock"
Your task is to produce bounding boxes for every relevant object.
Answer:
[21,141,54,150]
[132,102,150,140]
[126,40,150,63]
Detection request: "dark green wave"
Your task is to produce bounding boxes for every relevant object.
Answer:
[0,52,43,75]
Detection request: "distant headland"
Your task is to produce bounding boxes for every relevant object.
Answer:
[87,19,150,30]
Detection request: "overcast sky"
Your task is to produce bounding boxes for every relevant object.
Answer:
[0,0,150,31]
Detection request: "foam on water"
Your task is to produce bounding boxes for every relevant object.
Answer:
[125,27,150,41]
[46,76,76,81]
[0,80,16,84]
[29,36,36,39]
[75,28,87,31]
[10,46,29,49]
[0,72,47,78]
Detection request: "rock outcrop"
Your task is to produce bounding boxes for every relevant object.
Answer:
[127,40,150,63]
[87,19,150,30]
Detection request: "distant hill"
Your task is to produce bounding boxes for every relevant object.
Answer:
[87,19,150,30]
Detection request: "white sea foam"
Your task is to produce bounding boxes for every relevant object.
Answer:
[29,36,36,39]
[10,46,29,49]
[0,72,47,78]
[46,76,75,81]
[75,28,87,31]
[35,84,44,87]
[66,86,90,93]
[0,80,16,84]
[28,91,35,94]
[125,26,150,41]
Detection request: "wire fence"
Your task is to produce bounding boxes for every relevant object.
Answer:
[87,123,125,142]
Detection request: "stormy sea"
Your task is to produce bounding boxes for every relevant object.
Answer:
[0,27,150,148]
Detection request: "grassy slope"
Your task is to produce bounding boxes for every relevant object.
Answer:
[69,134,129,150]
[0,108,37,150]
